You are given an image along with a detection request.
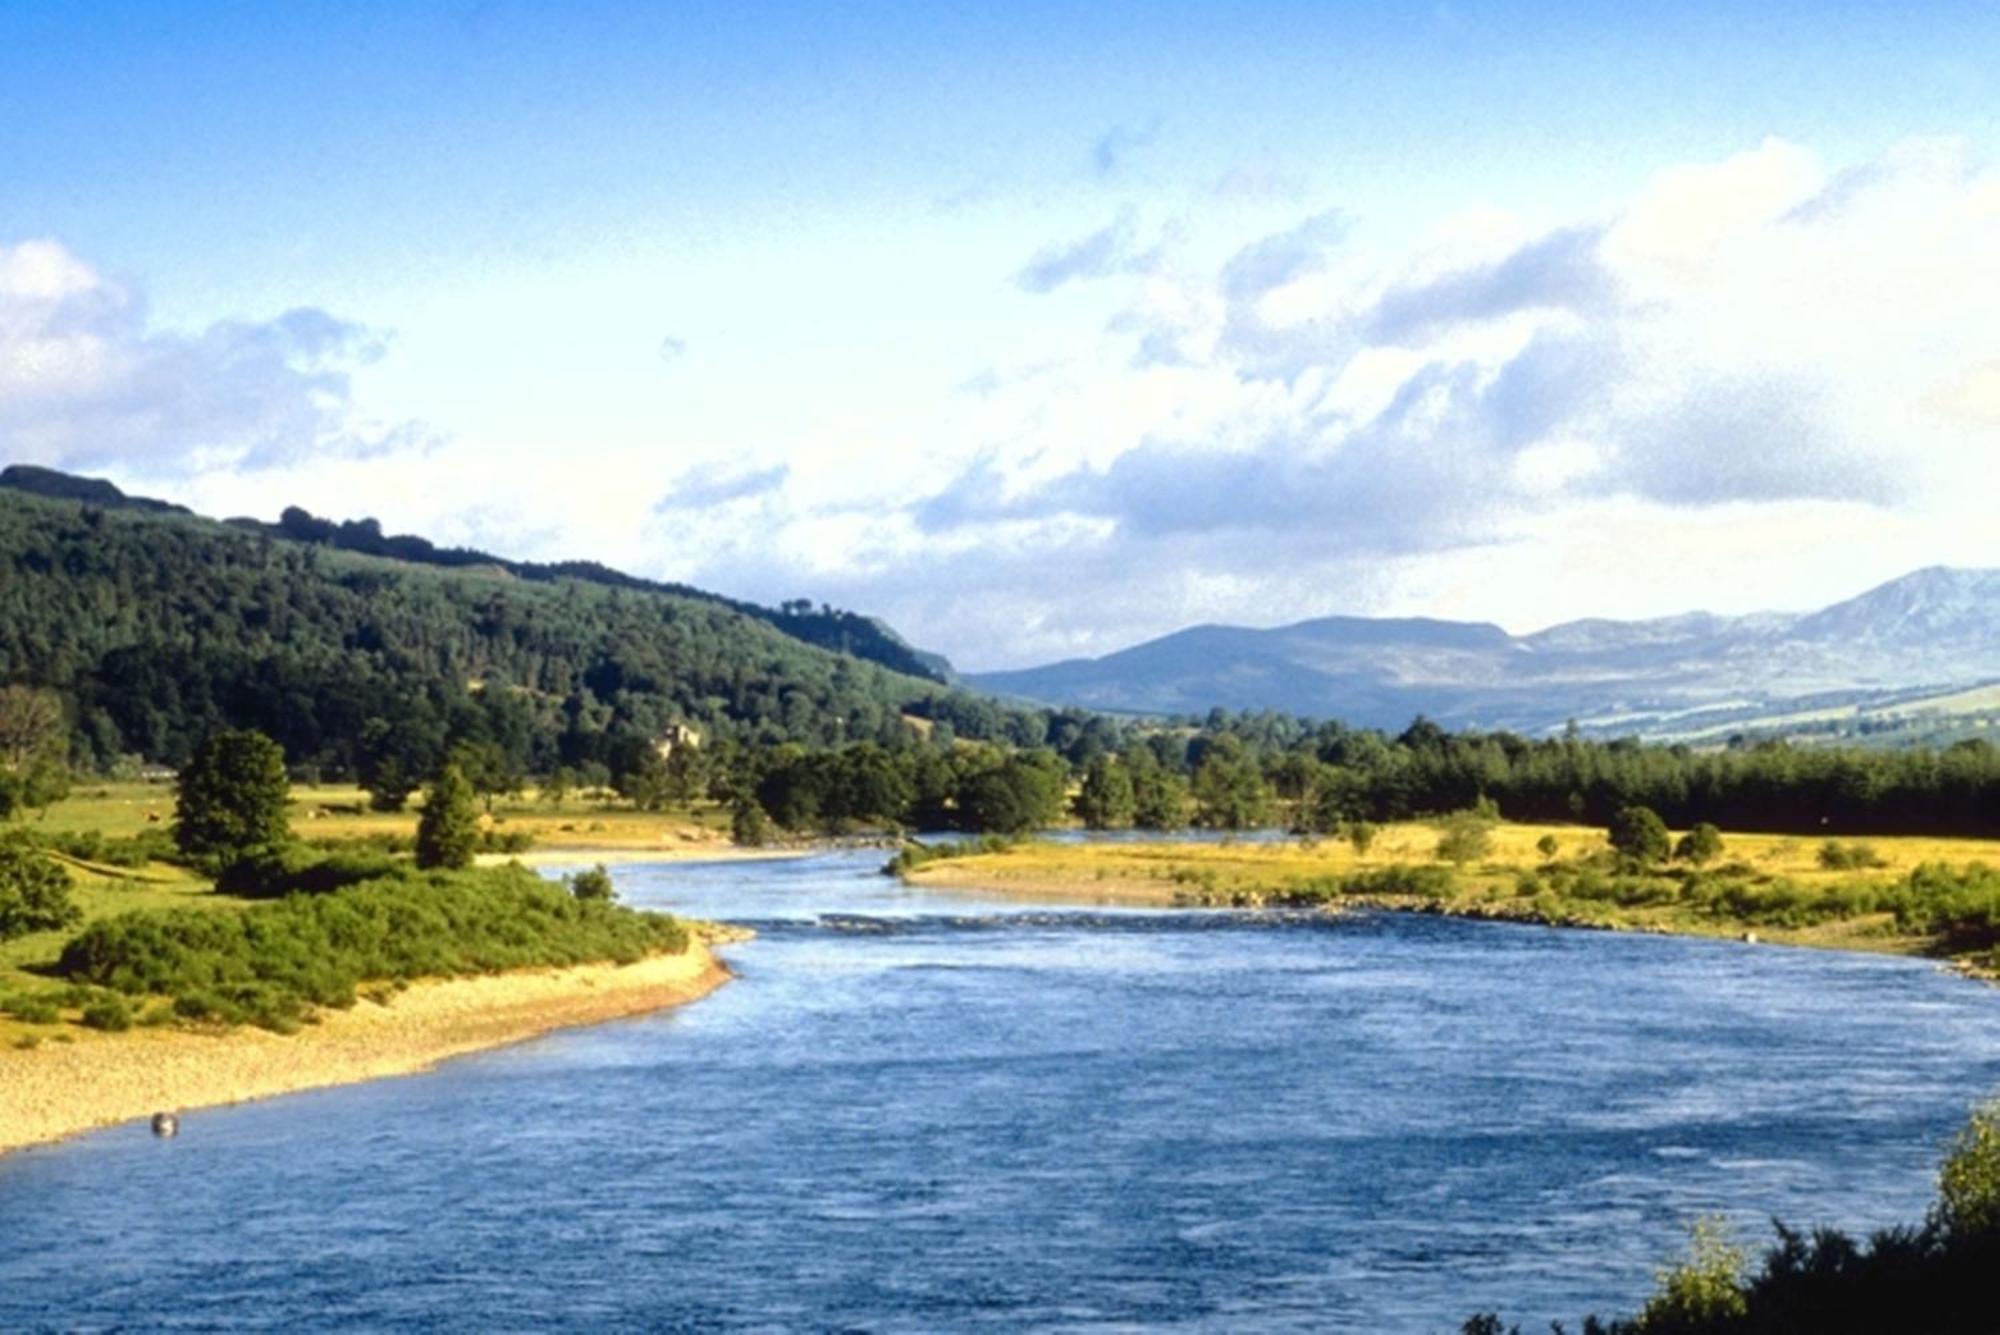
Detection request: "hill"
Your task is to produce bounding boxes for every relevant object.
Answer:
[970,568,2000,739]
[0,465,951,684]
[0,473,1017,779]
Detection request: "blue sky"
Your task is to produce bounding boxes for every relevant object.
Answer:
[4,2,1999,667]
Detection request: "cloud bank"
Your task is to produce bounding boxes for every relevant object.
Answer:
[0,239,419,476]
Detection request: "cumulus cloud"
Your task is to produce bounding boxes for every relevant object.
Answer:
[0,239,418,475]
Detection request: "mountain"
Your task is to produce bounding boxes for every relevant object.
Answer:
[969,568,2000,738]
[0,472,1016,774]
[0,465,952,684]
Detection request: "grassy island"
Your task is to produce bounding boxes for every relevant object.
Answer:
[897,820,2000,971]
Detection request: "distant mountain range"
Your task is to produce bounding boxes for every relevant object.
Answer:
[969,568,2000,740]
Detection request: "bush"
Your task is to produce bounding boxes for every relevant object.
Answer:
[1435,811,1494,866]
[57,864,689,1032]
[730,798,773,847]
[883,835,1017,877]
[80,993,134,1032]
[1609,805,1672,865]
[1676,822,1725,867]
[1818,840,1886,871]
[567,864,615,902]
[0,835,80,940]
[214,845,402,898]
[1535,833,1561,860]
[1937,1098,2000,1237]
[2,992,61,1024]
[1346,820,1379,856]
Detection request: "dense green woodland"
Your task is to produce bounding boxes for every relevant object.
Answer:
[0,464,947,682]
[0,488,1037,780]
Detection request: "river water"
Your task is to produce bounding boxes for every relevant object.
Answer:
[6,849,2000,1332]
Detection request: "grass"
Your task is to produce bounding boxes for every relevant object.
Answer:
[27,781,732,851]
[900,820,2000,964]
[0,859,245,1047]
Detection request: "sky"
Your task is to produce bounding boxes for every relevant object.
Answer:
[3,2,1998,670]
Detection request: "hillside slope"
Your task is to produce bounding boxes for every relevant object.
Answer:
[0,465,951,684]
[971,568,2000,737]
[0,481,979,775]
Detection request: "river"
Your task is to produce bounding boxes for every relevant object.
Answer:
[5,849,2000,1331]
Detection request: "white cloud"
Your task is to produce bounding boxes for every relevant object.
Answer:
[0,239,421,476]
[858,136,2000,664]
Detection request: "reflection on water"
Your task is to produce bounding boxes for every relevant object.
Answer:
[4,850,2000,1332]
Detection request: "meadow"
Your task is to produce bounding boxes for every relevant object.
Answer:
[0,781,725,1048]
[903,819,2000,965]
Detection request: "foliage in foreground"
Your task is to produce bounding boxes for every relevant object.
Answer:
[0,834,80,940]
[1467,1098,2000,1334]
[56,862,688,1032]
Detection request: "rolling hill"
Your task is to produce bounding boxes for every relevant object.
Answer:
[0,468,1006,775]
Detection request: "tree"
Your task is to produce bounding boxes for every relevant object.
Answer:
[1937,1097,2000,1236]
[1609,804,1671,865]
[566,863,615,902]
[1346,820,1378,857]
[730,797,773,847]
[1073,755,1136,830]
[542,766,576,808]
[0,685,69,820]
[1675,821,1724,866]
[1191,737,1270,830]
[956,751,1067,834]
[1130,752,1188,831]
[447,739,522,813]
[415,763,478,870]
[1435,811,1493,866]
[175,730,291,866]
[0,685,64,771]
[0,835,79,940]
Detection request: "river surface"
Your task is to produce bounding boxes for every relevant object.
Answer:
[6,850,2000,1332]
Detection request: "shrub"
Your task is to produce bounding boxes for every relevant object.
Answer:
[1676,822,1725,867]
[1937,1098,2000,1237]
[80,993,134,1032]
[1609,805,1672,865]
[567,864,615,902]
[731,798,773,847]
[1346,820,1379,856]
[0,835,80,940]
[57,864,689,1032]
[1535,833,1561,861]
[2,992,61,1024]
[1435,811,1493,866]
[214,845,402,898]
[1637,1217,1748,1328]
[1817,840,1885,871]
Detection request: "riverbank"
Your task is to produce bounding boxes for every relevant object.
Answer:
[484,846,809,869]
[0,937,735,1158]
[901,829,2000,965]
